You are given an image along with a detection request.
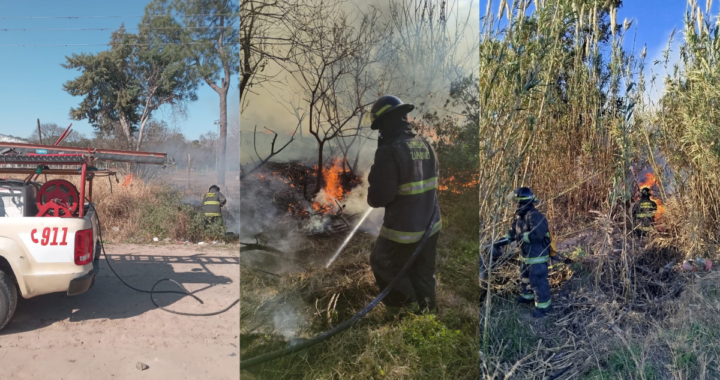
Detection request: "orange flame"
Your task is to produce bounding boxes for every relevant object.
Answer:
[324,160,344,201]
[121,173,133,188]
[638,172,666,218]
[308,159,349,214]
[438,175,479,194]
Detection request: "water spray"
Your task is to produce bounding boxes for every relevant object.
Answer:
[325,207,374,268]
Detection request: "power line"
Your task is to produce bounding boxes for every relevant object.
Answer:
[0,14,235,20]
[0,42,224,47]
[0,26,237,32]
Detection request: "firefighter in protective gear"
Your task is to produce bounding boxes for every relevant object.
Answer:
[366,95,442,315]
[504,187,553,318]
[203,185,227,227]
[632,187,657,237]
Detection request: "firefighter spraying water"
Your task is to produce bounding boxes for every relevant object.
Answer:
[365,95,442,315]
[240,94,443,369]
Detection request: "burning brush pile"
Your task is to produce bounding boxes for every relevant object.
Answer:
[241,159,365,236]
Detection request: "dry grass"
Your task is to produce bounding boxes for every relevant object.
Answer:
[481,227,720,380]
[240,191,480,379]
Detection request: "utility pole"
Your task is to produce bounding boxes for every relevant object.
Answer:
[187,154,191,191]
[37,119,43,144]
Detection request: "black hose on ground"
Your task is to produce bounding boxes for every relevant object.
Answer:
[239,205,440,370]
[90,203,239,317]
[544,365,572,380]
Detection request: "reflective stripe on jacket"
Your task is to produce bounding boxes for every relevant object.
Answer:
[368,129,441,244]
[633,197,657,220]
[203,191,226,216]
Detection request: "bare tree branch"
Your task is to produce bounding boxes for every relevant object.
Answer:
[240,120,300,180]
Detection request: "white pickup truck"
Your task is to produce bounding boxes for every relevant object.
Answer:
[0,179,100,331]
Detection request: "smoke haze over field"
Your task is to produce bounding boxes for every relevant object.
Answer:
[241,0,479,156]
[240,0,477,257]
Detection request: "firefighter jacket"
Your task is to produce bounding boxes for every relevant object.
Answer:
[507,204,550,264]
[367,123,441,244]
[203,190,226,216]
[632,195,657,231]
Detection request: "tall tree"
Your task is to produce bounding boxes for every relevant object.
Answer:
[62,25,197,151]
[131,29,199,150]
[63,26,140,150]
[287,0,383,195]
[143,0,240,186]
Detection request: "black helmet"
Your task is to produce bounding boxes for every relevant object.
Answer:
[209,185,220,191]
[512,187,538,207]
[641,187,651,197]
[369,95,415,130]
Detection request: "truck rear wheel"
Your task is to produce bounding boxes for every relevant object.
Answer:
[0,270,17,331]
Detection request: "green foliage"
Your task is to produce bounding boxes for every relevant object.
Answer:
[133,187,227,243]
[62,26,141,144]
[655,4,720,240]
[487,306,540,361]
[62,25,197,149]
[402,314,460,347]
[188,212,227,242]
[581,345,658,380]
[135,188,186,238]
[479,0,637,235]
[142,0,239,87]
[400,314,472,379]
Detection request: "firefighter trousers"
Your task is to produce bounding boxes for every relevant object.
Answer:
[204,215,224,228]
[370,233,439,312]
[519,261,552,309]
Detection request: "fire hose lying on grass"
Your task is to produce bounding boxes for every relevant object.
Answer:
[239,203,440,370]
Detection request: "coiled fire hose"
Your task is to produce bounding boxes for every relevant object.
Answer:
[90,203,240,317]
[239,205,440,370]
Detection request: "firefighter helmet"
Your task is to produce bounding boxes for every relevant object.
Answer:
[368,95,415,130]
[512,187,538,206]
[641,187,651,197]
[209,185,220,191]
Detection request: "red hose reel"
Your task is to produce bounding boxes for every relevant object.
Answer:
[36,180,79,218]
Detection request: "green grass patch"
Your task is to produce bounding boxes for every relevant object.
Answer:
[133,186,231,243]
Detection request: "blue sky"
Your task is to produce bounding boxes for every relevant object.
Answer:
[619,1,691,59]
[618,1,692,101]
[481,0,702,102]
[0,0,239,141]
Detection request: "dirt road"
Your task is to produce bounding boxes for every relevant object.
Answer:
[0,244,240,380]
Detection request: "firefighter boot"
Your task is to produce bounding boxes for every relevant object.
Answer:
[516,294,534,305]
[532,304,553,318]
[517,271,533,305]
